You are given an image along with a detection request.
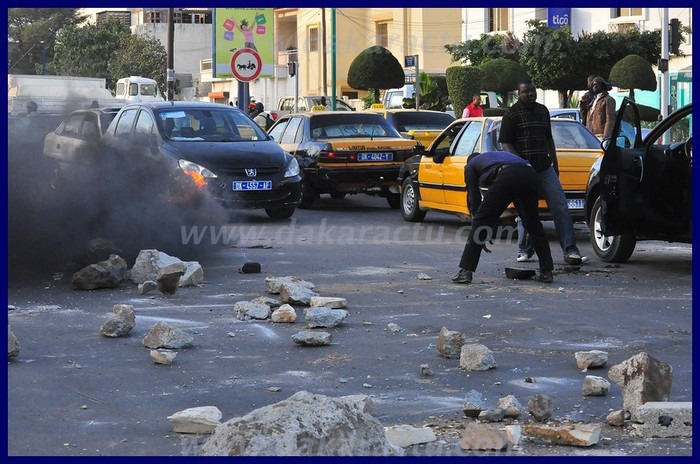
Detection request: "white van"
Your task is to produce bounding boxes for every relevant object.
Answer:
[115,76,164,103]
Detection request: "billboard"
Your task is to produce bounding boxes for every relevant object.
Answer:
[547,8,571,29]
[213,8,274,79]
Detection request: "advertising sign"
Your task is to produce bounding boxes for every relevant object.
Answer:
[548,8,571,29]
[213,8,274,79]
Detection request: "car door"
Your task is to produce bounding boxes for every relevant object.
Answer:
[600,98,692,235]
[441,120,483,214]
[419,121,465,206]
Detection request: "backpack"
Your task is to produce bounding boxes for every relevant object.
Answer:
[264,113,274,130]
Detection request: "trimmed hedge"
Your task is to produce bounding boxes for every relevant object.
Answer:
[446,66,482,118]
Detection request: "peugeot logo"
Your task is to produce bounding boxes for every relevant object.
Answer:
[245,168,257,177]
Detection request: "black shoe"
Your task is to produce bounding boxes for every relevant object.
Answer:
[452,269,473,284]
[535,271,553,283]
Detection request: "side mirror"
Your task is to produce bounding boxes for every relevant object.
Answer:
[433,147,449,164]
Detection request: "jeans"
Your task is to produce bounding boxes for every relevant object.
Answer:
[517,166,580,256]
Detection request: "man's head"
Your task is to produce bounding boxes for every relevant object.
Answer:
[586,74,597,90]
[517,80,537,106]
[471,94,481,106]
[255,102,264,112]
[591,77,608,94]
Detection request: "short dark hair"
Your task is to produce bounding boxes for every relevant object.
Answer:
[516,80,535,91]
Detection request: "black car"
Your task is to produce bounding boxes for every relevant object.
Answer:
[584,99,692,262]
[101,101,302,219]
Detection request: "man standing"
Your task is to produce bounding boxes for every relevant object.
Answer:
[586,77,617,141]
[500,80,584,266]
[461,94,484,118]
[579,74,597,126]
[452,151,554,284]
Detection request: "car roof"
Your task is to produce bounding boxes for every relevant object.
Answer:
[121,101,237,111]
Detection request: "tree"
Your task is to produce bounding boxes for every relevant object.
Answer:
[479,58,529,106]
[445,31,520,66]
[347,46,404,103]
[445,66,482,117]
[609,54,657,102]
[49,20,167,91]
[401,73,450,111]
[8,8,86,74]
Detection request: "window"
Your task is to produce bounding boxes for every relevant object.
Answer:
[309,27,319,53]
[376,22,389,48]
[488,8,509,32]
[268,118,289,142]
[280,117,303,144]
[612,8,643,18]
[61,115,84,138]
[134,111,155,136]
[453,121,483,156]
[114,109,138,136]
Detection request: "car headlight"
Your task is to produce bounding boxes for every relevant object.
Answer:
[178,159,217,189]
[284,155,300,177]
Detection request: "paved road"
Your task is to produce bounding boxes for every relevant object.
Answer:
[7,194,692,456]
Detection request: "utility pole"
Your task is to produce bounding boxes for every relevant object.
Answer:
[41,41,46,75]
[321,8,327,97]
[167,8,175,101]
[330,9,336,110]
[660,8,670,120]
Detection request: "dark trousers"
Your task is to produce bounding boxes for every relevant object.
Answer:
[459,165,554,273]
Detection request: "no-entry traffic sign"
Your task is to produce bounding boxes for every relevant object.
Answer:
[230,48,262,82]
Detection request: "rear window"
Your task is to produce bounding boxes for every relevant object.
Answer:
[309,114,401,139]
[551,121,601,149]
[393,112,455,132]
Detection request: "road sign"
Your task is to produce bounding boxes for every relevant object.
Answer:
[404,55,416,67]
[230,48,262,82]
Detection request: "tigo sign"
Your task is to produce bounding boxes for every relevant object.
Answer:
[548,8,571,29]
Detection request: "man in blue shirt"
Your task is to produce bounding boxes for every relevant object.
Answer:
[452,151,554,284]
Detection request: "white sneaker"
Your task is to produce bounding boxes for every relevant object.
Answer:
[517,253,532,262]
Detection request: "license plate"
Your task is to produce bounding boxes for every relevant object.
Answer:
[567,199,585,210]
[232,180,272,191]
[357,152,393,161]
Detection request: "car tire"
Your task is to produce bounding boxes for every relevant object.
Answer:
[48,161,62,191]
[589,196,636,263]
[386,191,401,209]
[265,206,295,219]
[401,178,427,222]
[330,192,346,199]
[298,181,316,209]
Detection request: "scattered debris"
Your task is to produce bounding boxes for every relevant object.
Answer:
[384,424,437,447]
[252,296,282,308]
[167,406,222,434]
[100,304,136,337]
[496,395,523,418]
[575,350,609,370]
[605,409,626,427]
[156,263,186,296]
[309,296,348,309]
[138,280,157,295]
[522,423,602,447]
[462,390,487,418]
[233,301,272,321]
[459,344,496,371]
[150,349,177,365]
[271,304,297,323]
[198,391,398,456]
[142,322,194,349]
[266,386,281,392]
[608,352,673,416]
[419,364,433,377]
[527,394,553,422]
[504,267,536,280]
[478,408,505,423]
[265,276,315,294]
[8,325,20,360]
[460,423,509,451]
[280,283,319,305]
[437,327,464,359]
[304,307,348,328]
[582,375,610,396]
[387,323,402,333]
[130,249,203,287]
[291,331,332,347]
[504,424,522,446]
[241,262,261,273]
[417,273,432,280]
[71,254,127,290]
[632,402,692,438]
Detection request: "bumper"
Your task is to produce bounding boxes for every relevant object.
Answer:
[305,165,401,193]
[209,176,302,210]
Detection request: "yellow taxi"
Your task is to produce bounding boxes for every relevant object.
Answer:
[268,109,419,209]
[368,104,455,147]
[397,116,603,222]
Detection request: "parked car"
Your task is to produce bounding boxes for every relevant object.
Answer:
[367,107,455,147]
[42,106,122,189]
[100,102,302,219]
[584,99,692,262]
[268,110,419,209]
[275,95,355,118]
[398,116,603,223]
[550,107,653,139]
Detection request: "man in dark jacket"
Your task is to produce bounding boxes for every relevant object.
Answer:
[452,151,554,284]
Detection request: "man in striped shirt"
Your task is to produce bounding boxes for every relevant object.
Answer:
[499,80,584,266]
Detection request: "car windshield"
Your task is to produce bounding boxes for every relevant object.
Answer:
[310,97,353,111]
[155,108,268,142]
[393,112,455,132]
[310,114,402,139]
[551,120,601,149]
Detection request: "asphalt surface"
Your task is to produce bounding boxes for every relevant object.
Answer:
[6,194,693,457]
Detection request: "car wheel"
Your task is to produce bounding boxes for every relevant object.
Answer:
[298,180,316,209]
[330,192,346,199]
[265,206,295,219]
[589,196,636,263]
[386,191,401,209]
[48,161,62,190]
[401,178,426,222]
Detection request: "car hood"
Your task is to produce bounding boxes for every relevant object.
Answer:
[165,140,287,169]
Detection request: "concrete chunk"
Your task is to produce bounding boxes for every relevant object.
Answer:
[632,402,692,438]
[522,423,602,447]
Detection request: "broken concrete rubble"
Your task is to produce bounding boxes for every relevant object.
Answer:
[100,304,135,337]
[241,262,261,273]
[605,409,627,427]
[271,304,296,323]
[156,263,186,296]
[168,406,222,434]
[233,301,272,321]
[291,331,332,347]
[462,390,487,418]
[198,391,397,456]
[304,307,348,328]
[265,276,315,294]
[279,283,319,305]
[632,402,692,438]
[142,322,194,349]
[582,375,610,396]
[138,280,157,295]
[129,249,203,287]
[384,424,437,448]
[71,254,127,290]
[527,394,553,422]
[309,296,348,309]
[496,395,523,418]
[460,423,509,451]
[8,325,20,360]
[575,350,609,370]
[608,352,673,416]
[522,423,602,447]
[150,349,177,365]
[437,327,464,359]
[459,343,496,371]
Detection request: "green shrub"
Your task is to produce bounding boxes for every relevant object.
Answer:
[446,66,482,117]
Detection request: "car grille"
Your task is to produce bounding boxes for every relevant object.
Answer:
[215,166,282,177]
